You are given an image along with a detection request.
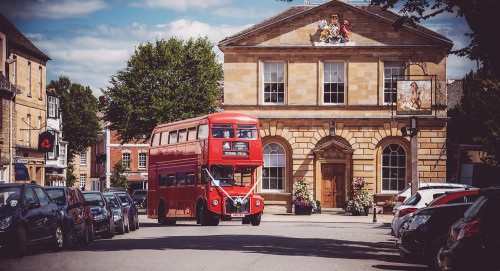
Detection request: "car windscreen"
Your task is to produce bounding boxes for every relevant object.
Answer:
[116,194,130,205]
[83,193,105,207]
[0,187,21,208]
[45,188,66,206]
[104,195,120,206]
[463,196,488,220]
[402,192,421,205]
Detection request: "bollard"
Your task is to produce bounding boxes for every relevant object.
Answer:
[373,206,377,223]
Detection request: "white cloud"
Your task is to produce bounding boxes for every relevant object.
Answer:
[0,0,108,20]
[212,7,276,19]
[131,0,231,12]
[33,20,248,97]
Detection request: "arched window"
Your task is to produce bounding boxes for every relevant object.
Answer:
[262,143,285,191]
[382,144,406,192]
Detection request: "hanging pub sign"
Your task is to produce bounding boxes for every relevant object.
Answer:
[396,80,432,115]
[38,131,55,152]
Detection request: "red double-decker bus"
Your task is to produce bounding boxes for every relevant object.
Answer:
[147,112,264,226]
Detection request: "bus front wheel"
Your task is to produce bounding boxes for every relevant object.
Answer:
[158,203,166,225]
[250,212,262,226]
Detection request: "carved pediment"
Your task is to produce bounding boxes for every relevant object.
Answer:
[313,138,354,159]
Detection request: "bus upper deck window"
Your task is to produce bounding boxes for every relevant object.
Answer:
[212,125,234,138]
[237,125,258,139]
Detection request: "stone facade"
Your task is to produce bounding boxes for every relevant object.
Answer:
[219,1,452,213]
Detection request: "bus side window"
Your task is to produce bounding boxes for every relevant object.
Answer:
[197,124,208,139]
[169,131,178,144]
[178,129,187,142]
[167,175,175,187]
[187,128,197,141]
[159,174,167,187]
[176,172,186,186]
[201,165,208,184]
[151,133,160,146]
[160,131,169,145]
[186,173,195,185]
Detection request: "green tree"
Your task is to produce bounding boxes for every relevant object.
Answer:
[102,36,223,144]
[48,76,101,162]
[65,164,77,188]
[110,160,129,189]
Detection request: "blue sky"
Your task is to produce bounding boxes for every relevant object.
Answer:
[0,0,477,97]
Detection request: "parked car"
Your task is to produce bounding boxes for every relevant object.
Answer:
[103,192,129,234]
[392,188,465,237]
[112,191,139,231]
[104,187,127,193]
[131,189,147,208]
[0,183,64,257]
[439,186,500,271]
[399,202,474,270]
[392,189,480,238]
[395,182,473,209]
[45,186,93,248]
[82,191,115,239]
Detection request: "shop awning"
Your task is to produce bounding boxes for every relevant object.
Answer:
[127,174,145,182]
[15,163,30,181]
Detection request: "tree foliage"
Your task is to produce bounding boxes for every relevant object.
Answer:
[110,160,129,189]
[65,164,77,188]
[101,36,223,144]
[448,71,500,166]
[48,76,101,162]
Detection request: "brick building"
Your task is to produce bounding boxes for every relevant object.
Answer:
[218,1,452,212]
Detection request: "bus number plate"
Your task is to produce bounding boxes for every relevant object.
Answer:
[231,213,246,218]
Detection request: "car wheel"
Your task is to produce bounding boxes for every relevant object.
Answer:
[250,212,262,226]
[124,217,130,233]
[158,203,166,225]
[65,227,78,248]
[118,222,125,235]
[130,216,136,231]
[427,241,447,271]
[107,220,115,238]
[15,227,28,257]
[52,224,64,252]
[80,225,90,246]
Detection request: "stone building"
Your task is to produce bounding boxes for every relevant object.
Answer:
[0,14,50,184]
[218,1,452,212]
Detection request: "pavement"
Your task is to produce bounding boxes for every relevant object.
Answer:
[262,209,393,224]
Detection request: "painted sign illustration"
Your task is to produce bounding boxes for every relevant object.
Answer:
[396,80,432,115]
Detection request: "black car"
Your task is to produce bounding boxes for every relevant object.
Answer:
[439,186,500,271]
[45,186,93,248]
[0,183,64,256]
[131,189,147,208]
[399,202,473,270]
[113,192,139,231]
[83,191,115,239]
[103,192,129,234]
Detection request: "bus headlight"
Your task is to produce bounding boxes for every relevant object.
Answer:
[255,200,261,207]
[212,199,219,206]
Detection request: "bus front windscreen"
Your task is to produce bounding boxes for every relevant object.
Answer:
[210,165,255,187]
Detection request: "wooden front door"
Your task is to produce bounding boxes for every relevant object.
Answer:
[321,163,346,208]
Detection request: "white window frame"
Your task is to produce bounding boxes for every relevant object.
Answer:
[383,61,405,105]
[122,152,131,169]
[27,61,31,96]
[80,173,86,189]
[48,96,58,118]
[323,61,346,105]
[262,61,285,105]
[80,152,87,166]
[138,152,147,169]
[381,144,407,193]
[262,143,286,192]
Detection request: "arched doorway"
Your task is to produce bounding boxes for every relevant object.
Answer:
[313,136,354,208]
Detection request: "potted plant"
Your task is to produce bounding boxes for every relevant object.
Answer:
[293,179,317,215]
[383,196,396,214]
[345,177,373,216]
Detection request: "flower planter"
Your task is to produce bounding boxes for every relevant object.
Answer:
[294,205,312,215]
